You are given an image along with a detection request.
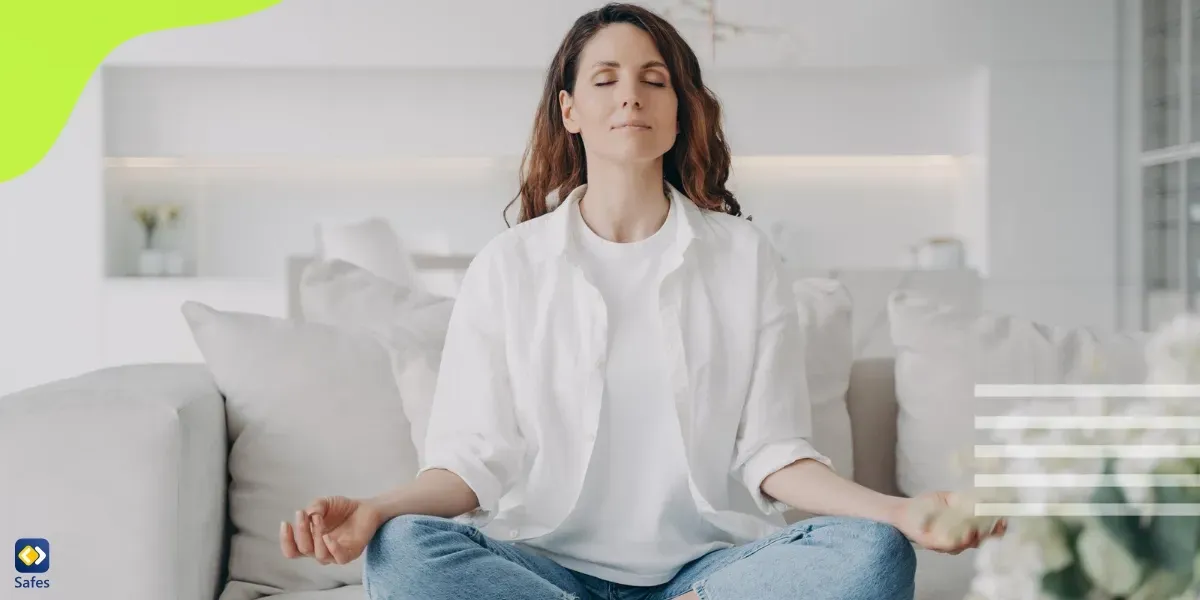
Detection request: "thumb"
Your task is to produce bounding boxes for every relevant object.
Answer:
[305,497,329,518]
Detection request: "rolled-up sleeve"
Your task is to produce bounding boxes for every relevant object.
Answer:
[418,242,525,524]
[732,239,833,515]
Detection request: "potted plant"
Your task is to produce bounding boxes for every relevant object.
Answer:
[132,204,184,276]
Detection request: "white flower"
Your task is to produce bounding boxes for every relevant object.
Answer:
[969,523,1074,600]
[970,312,1200,600]
[1146,314,1200,384]
[970,539,1049,600]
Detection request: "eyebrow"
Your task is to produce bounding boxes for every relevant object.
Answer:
[591,60,669,71]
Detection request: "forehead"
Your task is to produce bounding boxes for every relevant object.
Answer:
[579,23,665,67]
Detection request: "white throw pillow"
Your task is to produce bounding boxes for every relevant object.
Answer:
[181,301,418,600]
[888,291,1146,496]
[793,278,854,481]
[316,217,421,289]
[299,259,454,465]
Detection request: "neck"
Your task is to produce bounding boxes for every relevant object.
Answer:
[579,158,669,243]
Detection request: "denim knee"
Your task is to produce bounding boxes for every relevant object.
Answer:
[363,515,461,598]
[839,519,917,597]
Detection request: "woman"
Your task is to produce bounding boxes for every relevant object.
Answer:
[281,4,1004,599]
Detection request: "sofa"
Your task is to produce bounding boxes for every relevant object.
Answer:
[7,262,1145,600]
[0,355,974,600]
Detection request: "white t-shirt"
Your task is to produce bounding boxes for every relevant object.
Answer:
[518,199,730,585]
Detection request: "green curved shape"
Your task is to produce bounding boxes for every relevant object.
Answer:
[0,0,281,183]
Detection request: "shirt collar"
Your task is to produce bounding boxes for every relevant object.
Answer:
[536,182,706,262]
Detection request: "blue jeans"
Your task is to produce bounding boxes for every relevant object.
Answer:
[363,514,916,600]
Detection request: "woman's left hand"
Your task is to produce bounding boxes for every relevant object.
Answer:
[890,491,1007,555]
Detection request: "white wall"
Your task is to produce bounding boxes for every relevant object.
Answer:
[736,160,964,269]
[1118,0,1146,331]
[978,0,1119,329]
[104,0,1116,69]
[0,75,104,394]
[983,62,1119,329]
[103,66,977,158]
[0,0,1123,396]
[714,68,977,155]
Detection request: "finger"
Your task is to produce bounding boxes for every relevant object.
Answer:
[992,520,1007,537]
[294,510,314,555]
[313,513,332,564]
[306,497,329,518]
[280,521,301,559]
[323,533,350,565]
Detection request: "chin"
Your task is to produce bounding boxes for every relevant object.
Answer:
[596,143,674,166]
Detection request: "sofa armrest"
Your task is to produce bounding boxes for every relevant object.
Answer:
[0,364,227,600]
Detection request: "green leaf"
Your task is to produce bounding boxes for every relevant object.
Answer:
[1091,459,1151,560]
[1147,486,1200,578]
[1076,523,1145,596]
[1127,568,1191,600]
[1041,521,1089,598]
[1042,562,1091,599]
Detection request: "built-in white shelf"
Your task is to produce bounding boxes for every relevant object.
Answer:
[101,62,980,283]
[102,152,971,281]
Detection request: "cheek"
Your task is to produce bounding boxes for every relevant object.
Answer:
[656,100,678,141]
[573,92,610,124]
[659,97,678,127]
[655,128,677,152]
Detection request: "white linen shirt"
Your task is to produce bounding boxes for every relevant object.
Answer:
[419,183,832,546]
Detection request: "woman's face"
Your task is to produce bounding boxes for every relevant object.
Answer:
[560,23,679,167]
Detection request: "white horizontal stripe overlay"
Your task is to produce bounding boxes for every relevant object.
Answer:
[975,384,1200,398]
[975,445,1200,458]
[974,504,1200,517]
[972,384,1200,517]
[975,474,1200,487]
[977,416,1200,429]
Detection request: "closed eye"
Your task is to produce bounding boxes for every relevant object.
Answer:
[594,81,667,88]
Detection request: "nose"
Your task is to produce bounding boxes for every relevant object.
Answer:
[619,80,642,110]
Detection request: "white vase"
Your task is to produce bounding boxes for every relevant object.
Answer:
[137,250,166,277]
[164,251,186,276]
[911,238,965,270]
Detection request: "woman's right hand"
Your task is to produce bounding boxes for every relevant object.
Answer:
[280,496,384,565]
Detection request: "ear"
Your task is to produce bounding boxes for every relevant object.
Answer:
[559,90,581,134]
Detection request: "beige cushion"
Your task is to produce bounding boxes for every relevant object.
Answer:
[316,217,421,289]
[298,259,453,465]
[784,279,854,524]
[888,291,1146,495]
[794,278,854,481]
[182,302,418,599]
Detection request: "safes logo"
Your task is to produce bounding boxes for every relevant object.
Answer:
[14,539,50,590]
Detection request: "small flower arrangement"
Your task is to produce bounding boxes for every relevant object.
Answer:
[919,314,1200,600]
[131,203,182,250]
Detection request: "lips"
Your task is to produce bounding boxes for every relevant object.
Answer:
[613,121,651,130]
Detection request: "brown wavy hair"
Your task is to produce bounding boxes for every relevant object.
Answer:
[505,2,741,225]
